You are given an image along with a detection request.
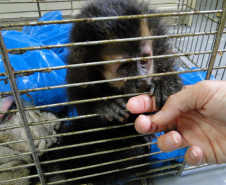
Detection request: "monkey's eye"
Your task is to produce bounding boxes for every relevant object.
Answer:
[119,63,131,73]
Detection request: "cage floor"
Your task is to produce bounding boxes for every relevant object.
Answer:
[147,163,226,185]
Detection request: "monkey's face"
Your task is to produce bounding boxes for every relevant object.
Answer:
[101,40,154,94]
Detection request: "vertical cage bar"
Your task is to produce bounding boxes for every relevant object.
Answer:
[184,0,197,54]
[182,0,201,64]
[196,0,216,67]
[192,0,208,65]
[178,0,185,50]
[0,30,46,185]
[173,0,181,34]
[214,40,226,79]
[221,61,226,80]
[199,0,219,69]
[205,1,226,80]
[177,159,186,175]
[190,0,203,57]
[204,0,220,69]
[70,0,73,14]
[175,0,184,49]
[180,0,190,53]
[37,2,41,18]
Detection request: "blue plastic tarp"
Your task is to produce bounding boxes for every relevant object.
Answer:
[0,11,73,112]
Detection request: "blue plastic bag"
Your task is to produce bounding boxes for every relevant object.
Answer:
[22,11,73,62]
[179,67,215,85]
[0,11,73,112]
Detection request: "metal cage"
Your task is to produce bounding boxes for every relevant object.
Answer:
[0,0,225,184]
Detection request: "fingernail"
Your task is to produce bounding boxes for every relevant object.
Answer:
[190,150,201,165]
[151,110,163,122]
[165,133,179,147]
[136,115,151,134]
[191,150,199,159]
[190,149,202,165]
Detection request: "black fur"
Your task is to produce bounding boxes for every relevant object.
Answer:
[57,0,183,184]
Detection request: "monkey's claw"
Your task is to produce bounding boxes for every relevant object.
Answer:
[149,84,155,96]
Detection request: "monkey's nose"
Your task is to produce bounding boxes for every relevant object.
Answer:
[135,80,148,92]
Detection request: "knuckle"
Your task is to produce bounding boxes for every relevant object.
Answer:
[196,80,215,91]
[167,94,178,105]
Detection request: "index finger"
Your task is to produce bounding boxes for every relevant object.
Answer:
[126,94,158,114]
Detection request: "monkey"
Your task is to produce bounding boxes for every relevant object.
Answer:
[53,0,183,184]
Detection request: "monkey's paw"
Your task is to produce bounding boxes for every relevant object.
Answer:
[97,98,130,123]
[153,76,182,110]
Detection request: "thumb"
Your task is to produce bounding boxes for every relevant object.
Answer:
[151,84,200,125]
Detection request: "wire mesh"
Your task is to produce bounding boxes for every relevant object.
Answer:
[0,0,225,185]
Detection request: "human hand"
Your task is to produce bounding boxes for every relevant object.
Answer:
[127,80,226,166]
